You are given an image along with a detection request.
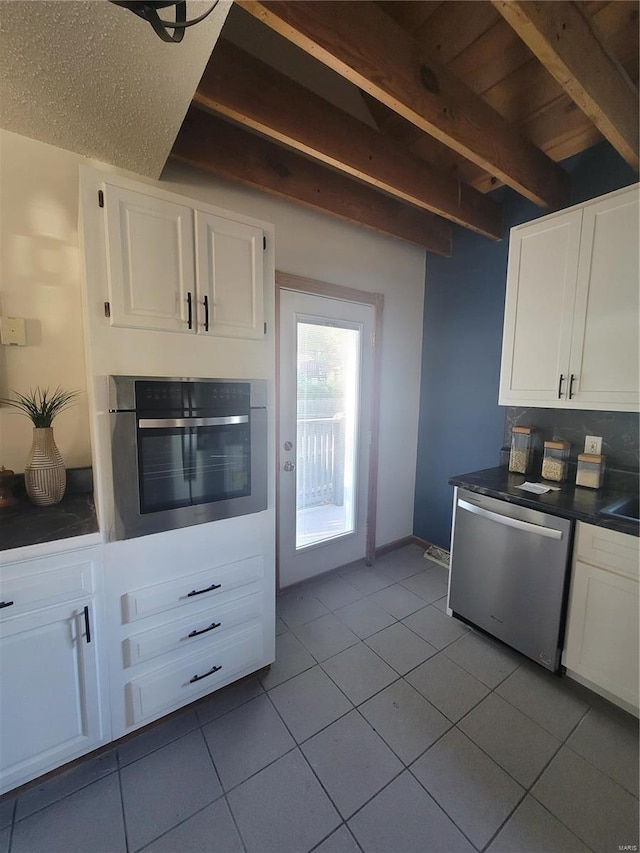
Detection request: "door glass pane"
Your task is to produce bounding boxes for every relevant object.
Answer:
[296,320,360,549]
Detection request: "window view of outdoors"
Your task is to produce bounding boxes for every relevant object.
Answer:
[295,321,360,549]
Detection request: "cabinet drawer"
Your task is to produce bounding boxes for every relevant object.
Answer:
[574,522,639,580]
[0,559,95,620]
[123,589,262,667]
[125,623,264,725]
[122,555,263,624]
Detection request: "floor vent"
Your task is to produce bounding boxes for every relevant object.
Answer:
[423,543,450,569]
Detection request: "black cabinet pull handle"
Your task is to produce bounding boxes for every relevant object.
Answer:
[187,292,193,330]
[187,583,221,597]
[0,601,14,610]
[187,621,221,638]
[83,605,92,644]
[569,374,576,399]
[557,374,564,399]
[203,294,209,332]
[189,664,222,684]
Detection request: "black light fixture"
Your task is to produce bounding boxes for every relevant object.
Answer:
[109,1,219,43]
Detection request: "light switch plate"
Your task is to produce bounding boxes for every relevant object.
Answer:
[0,316,27,346]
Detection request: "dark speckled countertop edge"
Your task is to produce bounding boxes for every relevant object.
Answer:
[449,466,639,538]
[0,493,99,553]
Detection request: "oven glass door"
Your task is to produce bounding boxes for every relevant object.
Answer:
[137,416,251,515]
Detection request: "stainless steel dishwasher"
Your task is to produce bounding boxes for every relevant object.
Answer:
[448,488,573,672]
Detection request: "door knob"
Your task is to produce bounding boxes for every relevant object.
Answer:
[283,461,295,472]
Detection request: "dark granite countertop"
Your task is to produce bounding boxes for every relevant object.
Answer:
[449,466,639,537]
[0,468,100,552]
[0,493,99,552]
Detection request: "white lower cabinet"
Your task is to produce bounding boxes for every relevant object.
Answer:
[0,516,275,793]
[563,522,639,713]
[103,519,275,739]
[0,544,108,794]
[126,623,264,726]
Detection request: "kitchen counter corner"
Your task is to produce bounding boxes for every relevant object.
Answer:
[449,466,639,537]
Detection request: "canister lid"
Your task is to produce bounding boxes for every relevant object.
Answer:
[544,440,570,450]
[577,453,605,463]
[511,426,533,434]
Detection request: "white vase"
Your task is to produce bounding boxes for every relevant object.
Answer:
[24,427,66,506]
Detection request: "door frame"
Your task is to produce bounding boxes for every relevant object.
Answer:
[275,271,384,587]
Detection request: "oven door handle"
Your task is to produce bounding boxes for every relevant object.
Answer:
[138,416,249,428]
[457,498,564,540]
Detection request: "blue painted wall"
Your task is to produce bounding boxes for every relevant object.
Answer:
[413,142,637,548]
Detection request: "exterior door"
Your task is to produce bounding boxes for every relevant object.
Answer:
[278,289,375,588]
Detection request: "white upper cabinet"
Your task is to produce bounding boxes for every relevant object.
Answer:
[103,184,195,333]
[500,209,582,405]
[195,211,264,339]
[499,184,639,412]
[102,182,265,339]
[569,191,639,408]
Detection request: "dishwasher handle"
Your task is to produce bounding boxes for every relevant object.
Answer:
[457,498,563,540]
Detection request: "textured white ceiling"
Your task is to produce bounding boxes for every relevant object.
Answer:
[0,0,232,178]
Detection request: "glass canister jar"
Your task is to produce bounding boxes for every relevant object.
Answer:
[509,426,534,474]
[541,440,570,482]
[576,453,606,489]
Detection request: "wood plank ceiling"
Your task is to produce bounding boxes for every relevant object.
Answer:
[171,0,639,255]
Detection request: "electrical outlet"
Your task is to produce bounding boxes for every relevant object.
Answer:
[585,435,602,454]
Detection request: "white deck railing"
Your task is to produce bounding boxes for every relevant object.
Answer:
[296,414,344,509]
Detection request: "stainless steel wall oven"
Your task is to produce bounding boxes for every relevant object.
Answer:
[109,376,267,540]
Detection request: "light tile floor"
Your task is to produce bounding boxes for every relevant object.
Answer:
[1,544,638,853]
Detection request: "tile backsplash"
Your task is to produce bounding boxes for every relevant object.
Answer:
[504,408,639,473]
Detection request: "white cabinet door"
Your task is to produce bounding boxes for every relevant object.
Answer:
[103,183,195,332]
[564,522,639,713]
[195,211,264,339]
[499,184,639,412]
[0,600,104,794]
[499,210,582,405]
[569,187,639,409]
[564,559,639,710]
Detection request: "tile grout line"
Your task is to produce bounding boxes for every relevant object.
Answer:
[115,750,131,853]
[6,798,16,853]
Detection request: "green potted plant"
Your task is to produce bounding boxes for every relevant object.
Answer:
[1,387,78,506]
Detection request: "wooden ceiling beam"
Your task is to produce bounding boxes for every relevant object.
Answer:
[236,0,570,210]
[171,108,452,255]
[194,40,502,239]
[492,0,639,170]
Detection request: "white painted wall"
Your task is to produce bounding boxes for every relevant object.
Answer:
[0,127,426,548]
[161,161,426,547]
[0,129,91,472]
